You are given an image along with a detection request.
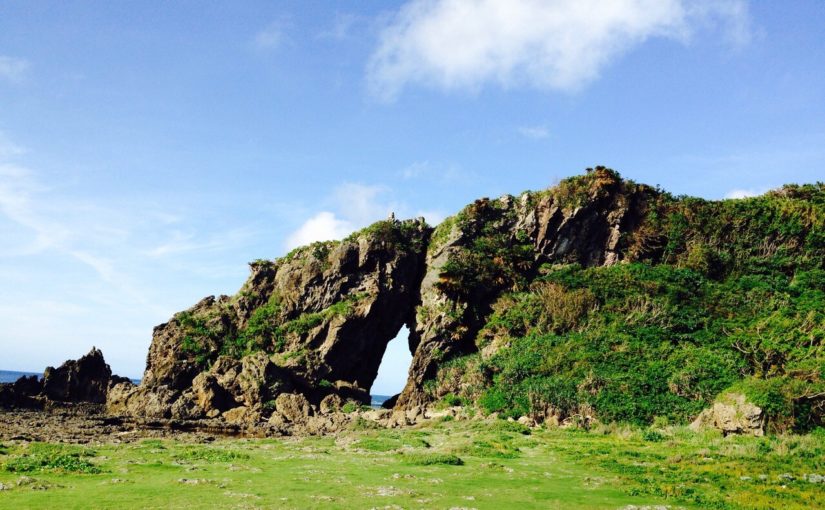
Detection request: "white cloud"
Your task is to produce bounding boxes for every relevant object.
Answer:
[254,23,284,50]
[0,56,29,84]
[367,0,750,100]
[317,13,360,40]
[332,183,393,225]
[518,125,550,139]
[724,187,765,199]
[284,211,354,250]
[0,132,26,158]
[285,182,447,251]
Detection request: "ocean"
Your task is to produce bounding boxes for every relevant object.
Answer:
[0,370,41,384]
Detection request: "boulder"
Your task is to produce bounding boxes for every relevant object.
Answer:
[222,406,262,425]
[690,393,765,436]
[274,393,312,423]
[42,347,112,403]
[170,391,203,420]
[319,393,344,414]
[191,373,237,418]
[107,383,179,419]
[211,353,292,410]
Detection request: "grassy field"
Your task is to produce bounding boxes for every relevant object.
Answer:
[0,418,823,509]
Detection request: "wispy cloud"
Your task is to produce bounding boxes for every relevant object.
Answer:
[518,125,550,140]
[724,187,767,199]
[253,22,285,51]
[143,227,256,258]
[0,56,29,84]
[367,0,750,101]
[400,161,467,183]
[317,12,361,40]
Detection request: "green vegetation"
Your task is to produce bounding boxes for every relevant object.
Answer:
[2,443,101,474]
[178,292,370,368]
[427,169,823,432]
[0,420,822,509]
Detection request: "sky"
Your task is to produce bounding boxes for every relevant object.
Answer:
[0,1,824,395]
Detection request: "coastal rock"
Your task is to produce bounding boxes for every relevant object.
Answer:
[397,168,651,407]
[274,393,312,423]
[222,406,262,425]
[124,218,430,420]
[319,394,343,414]
[2,349,127,410]
[42,348,112,403]
[191,373,237,418]
[690,393,765,436]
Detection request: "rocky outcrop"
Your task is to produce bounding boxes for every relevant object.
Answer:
[1,348,125,410]
[690,393,766,436]
[110,168,672,422]
[397,168,655,407]
[42,348,112,403]
[111,218,432,422]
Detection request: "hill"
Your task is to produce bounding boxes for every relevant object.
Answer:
[106,167,824,433]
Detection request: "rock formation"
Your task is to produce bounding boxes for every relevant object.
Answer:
[108,218,431,421]
[92,167,822,435]
[0,348,124,409]
[690,393,766,436]
[106,168,663,423]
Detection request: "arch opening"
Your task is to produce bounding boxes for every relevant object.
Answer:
[369,326,413,407]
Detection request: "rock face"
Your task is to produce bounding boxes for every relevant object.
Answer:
[42,348,112,403]
[690,393,766,436]
[397,168,654,407]
[110,219,431,421]
[1,348,123,409]
[111,168,671,422]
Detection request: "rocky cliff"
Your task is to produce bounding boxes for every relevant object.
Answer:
[109,218,432,421]
[108,167,824,431]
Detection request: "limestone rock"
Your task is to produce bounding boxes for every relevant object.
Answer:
[128,218,430,420]
[274,393,312,423]
[42,348,112,403]
[107,384,178,419]
[191,373,237,418]
[690,393,766,436]
[319,394,343,414]
[170,391,202,420]
[222,406,262,425]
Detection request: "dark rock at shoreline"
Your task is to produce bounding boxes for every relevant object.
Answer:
[0,348,126,410]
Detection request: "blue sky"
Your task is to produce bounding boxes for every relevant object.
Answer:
[0,1,823,394]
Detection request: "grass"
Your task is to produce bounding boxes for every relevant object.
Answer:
[0,419,822,509]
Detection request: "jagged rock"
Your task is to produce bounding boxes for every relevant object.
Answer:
[211,353,292,410]
[301,413,349,435]
[3,348,128,410]
[274,393,312,423]
[267,412,287,428]
[690,393,766,436]
[127,219,430,420]
[380,394,399,410]
[386,410,411,428]
[12,375,42,396]
[222,406,262,425]
[361,408,392,422]
[191,373,237,418]
[170,392,202,420]
[319,394,343,414]
[42,348,112,403]
[397,169,650,408]
[106,383,177,419]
